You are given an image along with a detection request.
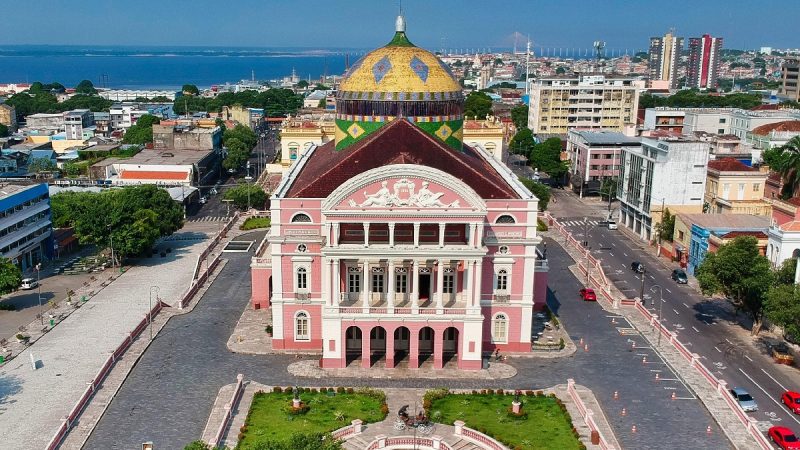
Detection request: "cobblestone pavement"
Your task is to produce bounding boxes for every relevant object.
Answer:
[0,233,210,449]
[85,235,732,450]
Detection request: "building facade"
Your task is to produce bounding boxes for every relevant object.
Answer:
[687,35,723,89]
[704,158,770,215]
[251,16,548,371]
[617,136,710,241]
[64,109,94,140]
[648,32,684,89]
[567,130,639,196]
[527,74,643,135]
[642,108,685,135]
[0,183,53,270]
[780,57,800,102]
[0,103,17,133]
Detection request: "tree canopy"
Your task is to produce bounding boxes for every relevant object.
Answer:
[182,84,200,95]
[639,90,762,109]
[0,124,8,138]
[769,136,800,199]
[510,105,528,130]
[5,91,112,120]
[528,137,568,181]
[223,183,267,210]
[243,432,343,450]
[172,88,302,117]
[518,176,550,210]
[122,114,161,145]
[0,258,22,295]
[656,208,676,242]
[75,80,97,94]
[509,128,535,154]
[695,236,774,335]
[50,186,184,261]
[464,91,493,119]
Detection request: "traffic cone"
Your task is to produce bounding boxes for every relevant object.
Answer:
[671,392,677,400]
[655,372,660,381]
[642,356,647,364]
[706,425,712,434]
[613,391,619,400]
[631,425,637,433]
[621,407,627,416]
[579,337,584,346]
[584,343,589,352]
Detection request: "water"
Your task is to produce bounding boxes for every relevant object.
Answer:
[0,46,359,90]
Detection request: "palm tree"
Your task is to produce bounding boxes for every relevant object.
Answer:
[776,136,800,199]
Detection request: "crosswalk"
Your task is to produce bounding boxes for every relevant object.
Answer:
[187,216,229,223]
[559,220,600,227]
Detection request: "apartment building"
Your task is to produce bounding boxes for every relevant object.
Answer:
[64,109,94,140]
[527,74,644,135]
[780,57,800,102]
[687,35,723,89]
[617,136,710,241]
[109,104,149,130]
[0,103,17,133]
[567,130,640,195]
[0,183,53,270]
[648,31,684,89]
[682,108,800,137]
[704,158,770,215]
[642,108,685,134]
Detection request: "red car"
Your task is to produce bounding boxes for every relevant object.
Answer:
[783,391,800,414]
[579,288,597,302]
[769,426,800,450]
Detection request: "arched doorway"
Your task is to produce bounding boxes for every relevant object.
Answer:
[345,326,362,366]
[419,327,435,365]
[443,327,459,366]
[370,326,387,366]
[394,327,410,364]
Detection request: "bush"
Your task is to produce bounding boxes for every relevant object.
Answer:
[380,403,389,417]
[265,325,273,334]
[487,388,494,395]
[537,219,548,231]
[241,216,271,230]
[273,386,283,393]
[286,402,311,415]
[183,440,210,450]
[559,337,565,350]
[336,387,345,394]
[346,387,354,394]
[525,390,534,396]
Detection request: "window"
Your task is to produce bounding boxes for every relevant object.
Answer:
[371,274,384,293]
[443,274,455,294]
[295,312,310,341]
[296,267,308,290]
[678,230,684,241]
[348,273,361,293]
[395,274,407,293]
[753,183,760,192]
[492,314,508,343]
[291,213,311,223]
[496,269,508,291]
[496,215,516,224]
[718,129,725,134]
[719,118,726,124]
[296,244,307,253]
[498,245,509,254]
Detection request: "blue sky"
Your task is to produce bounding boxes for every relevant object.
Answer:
[3,0,797,51]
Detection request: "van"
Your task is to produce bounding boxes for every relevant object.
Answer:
[20,278,38,290]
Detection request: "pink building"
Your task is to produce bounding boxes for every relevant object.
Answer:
[250,16,548,371]
[567,130,640,196]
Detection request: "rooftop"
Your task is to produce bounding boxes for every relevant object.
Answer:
[121,148,214,166]
[707,158,758,173]
[751,120,800,136]
[678,213,770,230]
[570,130,640,145]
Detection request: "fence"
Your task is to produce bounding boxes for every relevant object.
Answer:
[46,300,165,450]
[208,374,245,449]
[453,420,506,450]
[566,379,616,450]
[331,419,363,440]
[544,213,772,450]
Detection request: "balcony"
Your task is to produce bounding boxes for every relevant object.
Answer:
[336,292,468,315]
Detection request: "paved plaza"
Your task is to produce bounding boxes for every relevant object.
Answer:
[0,232,209,449]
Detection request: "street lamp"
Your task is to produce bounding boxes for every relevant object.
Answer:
[36,263,43,325]
[107,224,115,268]
[582,217,592,285]
[650,285,664,347]
[149,286,160,341]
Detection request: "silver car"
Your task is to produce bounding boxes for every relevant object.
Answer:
[730,387,758,412]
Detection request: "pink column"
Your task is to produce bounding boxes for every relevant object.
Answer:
[433,328,444,369]
[385,328,395,369]
[409,329,420,369]
[361,327,371,368]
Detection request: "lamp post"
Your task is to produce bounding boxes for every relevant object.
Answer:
[149,286,160,341]
[36,263,43,325]
[582,217,592,285]
[639,267,646,303]
[107,224,115,268]
[651,285,664,347]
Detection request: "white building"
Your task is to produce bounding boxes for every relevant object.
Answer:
[617,136,710,241]
[110,104,149,130]
[682,108,800,137]
[99,90,177,101]
[64,109,94,140]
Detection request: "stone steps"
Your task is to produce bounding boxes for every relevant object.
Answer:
[450,438,483,450]
[343,435,371,450]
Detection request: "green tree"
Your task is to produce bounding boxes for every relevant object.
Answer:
[183,441,210,450]
[224,124,257,149]
[765,284,800,342]
[776,258,797,285]
[223,183,267,210]
[509,128,535,155]
[75,80,97,94]
[122,114,161,145]
[529,137,567,181]
[296,80,310,89]
[600,178,618,202]
[214,118,227,133]
[0,258,22,294]
[510,105,529,130]
[655,208,675,242]
[695,236,774,335]
[313,83,330,91]
[246,432,343,450]
[223,137,250,171]
[555,67,567,75]
[28,158,57,173]
[780,100,800,110]
[182,84,200,95]
[0,123,8,138]
[518,176,550,210]
[773,136,800,198]
[173,95,209,115]
[464,91,492,119]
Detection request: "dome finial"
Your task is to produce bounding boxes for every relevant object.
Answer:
[395,14,406,33]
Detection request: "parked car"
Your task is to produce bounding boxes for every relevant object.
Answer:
[772,343,795,365]
[209,188,219,196]
[20,278,38,290]
[729,387,758,412]
[607,221,618,230]
[782,391,800,414]
[199,196,208,205]
[769,426,800,450]
[579,288,597,302]
[631,262,645,274]
[671,269,688,284]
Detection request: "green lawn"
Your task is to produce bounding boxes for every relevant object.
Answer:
[427,392,582,450]
[240,216,271,230]
[237,389,387,449]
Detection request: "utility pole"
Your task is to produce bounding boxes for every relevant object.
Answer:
[583,217,591,285]
[525,38,531,95]
[655,197,665,256]
[639,268,646,303]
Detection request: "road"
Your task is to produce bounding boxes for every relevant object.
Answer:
[551,188,800,438]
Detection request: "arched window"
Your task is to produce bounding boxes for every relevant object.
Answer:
[492,313,507,343]
[295,311,310,341]
[496,215,516,224]
[289,142,299,160]
[291,213,311,223]
[296,267,308,290]
[496,269,508,291]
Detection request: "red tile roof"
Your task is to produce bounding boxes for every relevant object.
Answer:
[750,104,781,111]
[751,120,800,136]
[285,119,519,199]
[707,158,757,172]
[781,221,800,232]
[718,231,768,239]
[119,170,189,180]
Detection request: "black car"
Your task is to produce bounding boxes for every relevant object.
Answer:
[671,269,688,284]
[631,262,645,273]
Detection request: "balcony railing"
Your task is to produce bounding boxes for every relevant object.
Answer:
[296,292,310,303]
[493,292,510,303]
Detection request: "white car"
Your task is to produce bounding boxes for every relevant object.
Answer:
[199,196,208,204]
[607,221,618,230]
[20,278,38,290]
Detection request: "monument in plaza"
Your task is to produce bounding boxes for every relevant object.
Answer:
[250,14,548,370]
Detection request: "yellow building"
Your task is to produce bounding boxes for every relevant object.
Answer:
[0,103,17,132]
[462,115,506,160]
[704,157,770,215]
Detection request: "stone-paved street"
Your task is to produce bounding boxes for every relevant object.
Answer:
[85,236,731,450]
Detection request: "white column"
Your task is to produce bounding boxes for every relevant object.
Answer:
[387,260,395,311]
[413,222,421,248]
[438,223,446,248]
[464,260,473,307]
[436,259,445,311]
[469,223,478,247]
[412,259,420,312]
[361,260,369,310]
[363,223,370,247]
[322,257,330,306]
[476,223,485,247]
[474,258,483,308]
[388,223,395,248]
[332,223,340,247]
[323,223,331,247]
[333,259,341,305]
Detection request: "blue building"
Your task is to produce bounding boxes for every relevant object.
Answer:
[0,183,53,270]
[683,213,770,275]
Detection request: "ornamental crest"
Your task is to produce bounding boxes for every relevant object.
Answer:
[347,178,460,208]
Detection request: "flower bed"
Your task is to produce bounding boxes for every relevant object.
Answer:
[424,390,583,450]
[237,387,387,449]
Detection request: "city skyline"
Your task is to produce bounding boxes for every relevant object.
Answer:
[2,0,798,51]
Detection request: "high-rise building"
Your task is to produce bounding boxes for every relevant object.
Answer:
[687,35,723,89]
[780,57,800,102]
[648,31,684,89]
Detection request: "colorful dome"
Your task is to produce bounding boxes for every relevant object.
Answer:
[335,15,464,150]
